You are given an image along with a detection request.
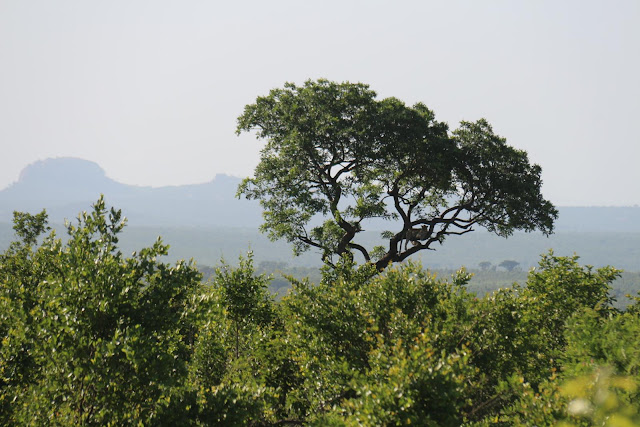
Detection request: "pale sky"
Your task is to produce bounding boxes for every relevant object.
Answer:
[1,0,638,206]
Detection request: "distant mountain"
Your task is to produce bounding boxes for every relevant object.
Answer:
[0,157,262,227]
[1,157,640,232]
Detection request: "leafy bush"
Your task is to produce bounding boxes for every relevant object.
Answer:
[1,201,636,425]
[0,197,202,424]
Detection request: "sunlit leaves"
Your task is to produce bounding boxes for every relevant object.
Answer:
[0,196,202,424]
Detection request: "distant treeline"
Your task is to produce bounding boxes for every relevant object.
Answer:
[2,222,640,270]
[0,223,629,270]
[2,222,639,308]
[198,262,640,311]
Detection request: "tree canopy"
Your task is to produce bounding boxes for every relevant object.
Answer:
[499,259,521,272]
[237,79,558,270]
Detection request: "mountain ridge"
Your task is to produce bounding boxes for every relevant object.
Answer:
[1,157,640,232]
[0,157,261,227]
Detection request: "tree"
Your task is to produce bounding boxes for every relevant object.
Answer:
[212,253,274,360]
[478,261,492,271]
[499,259,520,272]
[237,79,558,271]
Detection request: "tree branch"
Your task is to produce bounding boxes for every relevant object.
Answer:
[347,242,371,262]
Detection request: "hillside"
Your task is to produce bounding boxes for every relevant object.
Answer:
[0,157,262,227]
[2,157,640,231]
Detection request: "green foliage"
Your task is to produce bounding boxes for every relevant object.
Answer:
[211,253,274,360]
[487,374,566,426]
[488,301,640,425]
[559,307,640,425]
[237,79,557,270]
[625,290,640,316]
[559,368,640,426]
[318,334,474,426]
[0,197,202,425]
[11,210,50,246]
[2,199,637,424]
[433,252,622,421]
[527,252,620,314]
[186,253,278,425]
[214,253,273,327]
[465,252,619,393]
[563,309,640,399]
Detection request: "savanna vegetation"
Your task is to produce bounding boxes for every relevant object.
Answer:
[1,199,639,425]
[220,265,638,312]
[2,80,638,425]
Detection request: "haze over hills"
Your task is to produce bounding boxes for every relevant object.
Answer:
[0,157,262,227]
[1,158,640,271]
[1,157,639,232]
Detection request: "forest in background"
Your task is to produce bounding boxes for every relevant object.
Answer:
[3,223,639,271]
[225,265,640,312]
[4,222,638,310]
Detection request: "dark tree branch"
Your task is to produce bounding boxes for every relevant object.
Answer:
[347,242,371,262]
[295,234,326,251]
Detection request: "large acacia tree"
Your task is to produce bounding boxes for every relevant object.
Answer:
[237,79,557,271]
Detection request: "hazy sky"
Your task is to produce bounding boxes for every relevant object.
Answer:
[1,1,638,206]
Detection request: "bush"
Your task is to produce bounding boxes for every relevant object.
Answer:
[1,201,633,424]
[0,197,202,424]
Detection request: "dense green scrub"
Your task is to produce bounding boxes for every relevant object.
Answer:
[206,265,639,311]
[1,200,639,425]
